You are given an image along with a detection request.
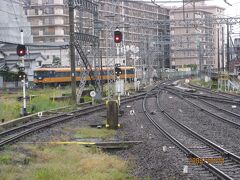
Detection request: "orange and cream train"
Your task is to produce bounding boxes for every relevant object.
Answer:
[33,66,135,86]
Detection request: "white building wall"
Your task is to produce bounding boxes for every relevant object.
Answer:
[55,17,64,25]
[0,1,33,44]
[170,5,224,69]
[2,47,69,67]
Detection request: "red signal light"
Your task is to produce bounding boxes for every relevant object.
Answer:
[17,44,26,57]
[114,30,122,43]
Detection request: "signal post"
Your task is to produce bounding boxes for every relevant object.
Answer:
[114,28,122,105]
[106,28,123,129]
[17,30,27,116]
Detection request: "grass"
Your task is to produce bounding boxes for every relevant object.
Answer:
[74,127,116,139]
[0,87,72,122]
[0,144,134,180]
[190,78,213,89]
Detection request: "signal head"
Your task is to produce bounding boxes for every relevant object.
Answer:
[114,30,122,43]
[17,44,26,57]
[115,67,122,76]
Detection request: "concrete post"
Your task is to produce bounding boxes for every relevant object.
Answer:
[107,100,118,129]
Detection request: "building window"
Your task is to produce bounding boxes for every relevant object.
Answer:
[50,38,55,42]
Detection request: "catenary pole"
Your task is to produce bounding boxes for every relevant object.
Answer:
[69,0,77,103]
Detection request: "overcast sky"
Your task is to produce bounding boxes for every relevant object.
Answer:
[156,0,240,17]
[156,0,240,35]
[207,0,240,17]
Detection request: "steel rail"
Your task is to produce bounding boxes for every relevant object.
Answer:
[0,106,104,148]
[188,83,240,100]
[166,86,240,105]
[156,89,240,178]
[0,93,146,148]
[165,88,240,129]
[190,97,240,119]
[167,85,240,102]
[143,89,234,180]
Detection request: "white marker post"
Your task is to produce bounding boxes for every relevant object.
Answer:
[38,112,43,118]
[137,80,140,91]
[90,91,96,105]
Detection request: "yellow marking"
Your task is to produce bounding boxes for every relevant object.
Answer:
[49,141,96,145]
[105,124,109,128]
[188,157,224,165]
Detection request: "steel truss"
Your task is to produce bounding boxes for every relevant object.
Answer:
[68,0,98,15]
[67,0,101,102]
[75,32,99,45]
[124,17,240,27]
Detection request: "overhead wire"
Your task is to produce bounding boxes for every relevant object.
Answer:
[9,0,21,31]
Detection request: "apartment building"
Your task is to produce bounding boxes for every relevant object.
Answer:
[24,0,69,43]
[0,0,32,44]
[23,0,170,69]
[97,1,170,69]
[170,2,224,70]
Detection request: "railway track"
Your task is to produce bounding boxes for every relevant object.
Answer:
[143,86,240,179]
[0,93,146,148]
[188,83,240,100]
[164,87,240,129]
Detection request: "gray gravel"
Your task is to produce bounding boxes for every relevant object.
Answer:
[202,99,240,113]
[3,86,233,179]
[159,90,240,156]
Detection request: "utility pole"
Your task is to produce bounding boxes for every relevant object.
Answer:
[226,21,230,72]
[146,36,149,83]
[217,28,220,73]
[221,26,225,72]
[69,0,76,103]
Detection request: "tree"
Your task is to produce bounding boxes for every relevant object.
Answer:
[52,56,61,66]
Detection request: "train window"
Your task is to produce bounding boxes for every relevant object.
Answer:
[76,72,80,76]
[108,70,114,75]
[127,69,134,74]
[55,72,70,77]
[99,70,109,75]
[50,71,55,77]
[94,71,100,76]
[34,71,50,78]
[102,70,107,75]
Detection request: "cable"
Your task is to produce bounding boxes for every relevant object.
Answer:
[224,0,232,6]
[10,0,20,28]
[0,40,69,48]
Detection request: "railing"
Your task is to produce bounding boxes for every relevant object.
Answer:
[160,71,198,79]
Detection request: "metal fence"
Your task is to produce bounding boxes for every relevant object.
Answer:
[0,76,3,88]
[160,71,199,79]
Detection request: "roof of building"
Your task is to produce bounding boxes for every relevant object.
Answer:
[170,4,225,12]
[5,53,46,61]
[0,42,68,51]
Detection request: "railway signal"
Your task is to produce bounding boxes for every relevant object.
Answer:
[115,67,122,76]
[19,29,27,116]
[114,29,122,43]
[17,44,26,57]
[18,71,27,80]
[18,70,26,81]
[115,64,122,76]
